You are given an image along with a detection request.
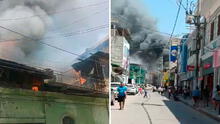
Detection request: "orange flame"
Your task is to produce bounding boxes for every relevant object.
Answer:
[80,77,87,84]
[32,86,39,91]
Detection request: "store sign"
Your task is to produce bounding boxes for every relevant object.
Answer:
[170,46,178,62]
[203,63,211,69]
[187,65,195,71]
[213,49,220,68]
[198,77,203,80]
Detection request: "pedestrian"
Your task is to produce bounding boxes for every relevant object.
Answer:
[158,86,162,94]
[213,85,220,114]
[138,87,143,95]
[117,82,127,110]
[187,86,191,98]
[173,87,179,101]
[203,85,210,107]
[192,86,201,107]
[168,87,172,99]
[161,86,165,95]
[183,86,187,99]
[214,90,220,115]
[143,87,148,98]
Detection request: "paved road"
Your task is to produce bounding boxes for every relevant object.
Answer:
[111,91,219,124]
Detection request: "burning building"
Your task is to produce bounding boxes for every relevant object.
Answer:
[0,58,53,90]
[72,51,109,92]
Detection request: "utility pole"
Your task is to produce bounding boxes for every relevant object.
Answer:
[185,0,204,89]
[195,15,201,87]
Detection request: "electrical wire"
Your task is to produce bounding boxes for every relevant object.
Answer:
[49,8,108,32]
[176,0,188,11]
[45,24,108,39]
[0,24,108,43]
[0,48,108,73]
[0,1,108,21]
[0,25,108,64]
[113,15,182,38]
[168,0,182,70]
[0,59,107,82]
[0,41,109,81]
[169,0,183,42]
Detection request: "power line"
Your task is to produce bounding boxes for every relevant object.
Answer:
[167,0,187,11]
[0,63,106,83]
[0,25,108,64]
[0,54,108,82]
[49,8,108,32]
[0,1,108,21]
[113,15,181,37]
[169,0,182,70]
[176,0,188,11]
[0,24,108,42]
[45,24,108,39]
[169,0,182,42]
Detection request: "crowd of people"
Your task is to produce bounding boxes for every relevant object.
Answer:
[161,85,220,115]
[114,82,220,115]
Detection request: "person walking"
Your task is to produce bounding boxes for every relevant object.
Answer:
[138,87,143,95]
[187,86,191,98]
[173,87,179,101]
[168,87,172,99]
[192,86,201,107]
[117,82,127,110]
[213,85,220,114]
[203,85,210,107]
[183,86,187,99]
[143,87,148,98]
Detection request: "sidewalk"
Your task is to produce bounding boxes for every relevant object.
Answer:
[177,95,220,122]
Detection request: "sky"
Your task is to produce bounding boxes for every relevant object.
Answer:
[0,0,109,73]
[0,0,192,73]
[141,0,190,37]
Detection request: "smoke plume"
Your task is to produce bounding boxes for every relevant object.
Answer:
[0,0,61,60]
[112,0,167,70]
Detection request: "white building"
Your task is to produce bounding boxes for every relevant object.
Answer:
[111,20,130,84]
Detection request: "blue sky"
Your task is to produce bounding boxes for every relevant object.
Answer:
[141,0,189,37]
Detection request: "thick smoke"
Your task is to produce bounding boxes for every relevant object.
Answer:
[112,0,167,70]
[0,0,62,60]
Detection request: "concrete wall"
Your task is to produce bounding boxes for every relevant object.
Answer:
[0,87,108,124]
[111,30,124,67]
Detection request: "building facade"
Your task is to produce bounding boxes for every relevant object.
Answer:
[111,19,130,84]
[178,34,189,87]
[129,64,146,85]
[198,0,220,95]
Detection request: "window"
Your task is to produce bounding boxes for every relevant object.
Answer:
[218,15,220,36]
[63,116,75,124]
[210,21,214,41]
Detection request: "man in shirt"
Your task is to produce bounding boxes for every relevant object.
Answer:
[117,82,127,110]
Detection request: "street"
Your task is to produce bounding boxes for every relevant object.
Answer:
[111,91,219,124]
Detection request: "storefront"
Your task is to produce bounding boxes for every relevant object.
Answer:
[186,71,196,92]
[213,49,220,92]
[201,56,214,97]
[178,72,187,87]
